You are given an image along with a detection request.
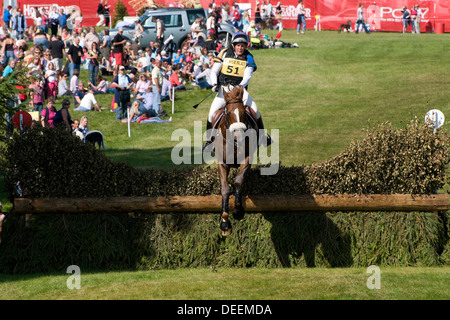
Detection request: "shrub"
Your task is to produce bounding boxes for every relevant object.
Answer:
[0,120,448,273]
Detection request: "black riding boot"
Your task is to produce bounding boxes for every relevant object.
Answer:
[202,120,214,152]
[256,116,272,147]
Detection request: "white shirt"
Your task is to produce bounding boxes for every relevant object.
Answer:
[79,92,97,110]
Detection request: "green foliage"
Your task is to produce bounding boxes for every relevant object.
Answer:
[0,120,449,273]
[112,0,128,27]
[0,63,31,134]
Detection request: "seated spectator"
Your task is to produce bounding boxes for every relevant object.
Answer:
[161,76,173,102]
[58,72,73,96]
[135,86,155,114]
[74,87,102,112]
[73,81,86,106]
[134,73,151,95]
[120,100,143,123]
[169,64,186,91]
[195,63,213,89]
[70,68,79,93]
[77,115,89,138]
[136,50,151,72]
[89,75,113,94]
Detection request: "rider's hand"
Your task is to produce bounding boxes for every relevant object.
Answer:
[212,85,218,92]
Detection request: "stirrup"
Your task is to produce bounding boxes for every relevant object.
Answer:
[202,140,214,152]
[259,134,273,147]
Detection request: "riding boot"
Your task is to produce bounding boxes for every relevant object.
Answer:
[202,120,215,152]
[256,116,272,147]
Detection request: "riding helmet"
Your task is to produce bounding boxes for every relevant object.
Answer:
[232,32,249,45]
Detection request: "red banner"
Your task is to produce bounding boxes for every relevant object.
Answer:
[6,0,450,32]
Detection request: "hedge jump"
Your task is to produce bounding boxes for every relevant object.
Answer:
[13,194,449,214]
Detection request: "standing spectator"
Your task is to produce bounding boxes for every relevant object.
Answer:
[12,8,27,40]
[111,65,133,120]
[58,8,68,35]
[1,34,15,64]
[87,41,101,87]
[231,5,241,31]
[41,98,58,128]
[104,1,111,28]
[410,5,417,34]
[100,28,111,70]
[112,27,126,69]
[151,59,163,115]
[85,27,100,50]
[29,78,44,114]
[356,3,370,34]
[41,8,49,34]
[296,0,306,34]
[49,6,60,36]
[96,0,105,27]
[415,4,421,34]
[49,35,65,71]
[401,6,410,34]
[3,6,12,29]
[53,98,73,132]
[45,62,58,99]
[67,37,83,81]
[153,16,165,46]
[255,1,262,24]
[34,9,43,32]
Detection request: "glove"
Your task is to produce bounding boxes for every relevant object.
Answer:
[211,85,218,92]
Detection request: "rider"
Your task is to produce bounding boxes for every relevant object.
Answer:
[203,31,271,151]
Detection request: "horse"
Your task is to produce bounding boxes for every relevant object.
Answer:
[211,85,259,236]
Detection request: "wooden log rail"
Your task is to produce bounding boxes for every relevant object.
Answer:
[13,194,449,214]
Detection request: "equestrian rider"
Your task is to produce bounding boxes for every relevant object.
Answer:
[203,31,272,150]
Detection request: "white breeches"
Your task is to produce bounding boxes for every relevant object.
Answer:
[208,86,260,123]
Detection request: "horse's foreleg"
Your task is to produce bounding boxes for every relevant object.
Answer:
[218,164,232,236]
[233,160,250,221]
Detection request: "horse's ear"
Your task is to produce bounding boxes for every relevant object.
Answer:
[223,88,230,100]
[237,86,244,99]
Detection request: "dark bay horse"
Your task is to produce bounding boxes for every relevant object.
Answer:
[213,85,259,236]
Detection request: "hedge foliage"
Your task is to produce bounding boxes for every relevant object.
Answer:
[0,120,449,273]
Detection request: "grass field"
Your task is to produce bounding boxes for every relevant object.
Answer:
[1,29,450,300]
[1,267,449,300]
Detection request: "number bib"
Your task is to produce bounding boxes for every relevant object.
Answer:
[221,57,246,77]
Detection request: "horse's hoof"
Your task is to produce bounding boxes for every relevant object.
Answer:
[220,220,232,236]
[233,206,245,221]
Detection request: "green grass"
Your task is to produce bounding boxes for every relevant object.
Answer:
[1,267,449,300]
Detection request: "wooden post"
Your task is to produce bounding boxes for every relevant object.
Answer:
[13,194,449,214]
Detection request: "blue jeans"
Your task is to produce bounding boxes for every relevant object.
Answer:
[152,85,161,115]
[356,20,370,34]
[88,63,99,86]
[34,37,49,50]
[69,63,80,81]
[196,78,211,90]
[297,15,306,32]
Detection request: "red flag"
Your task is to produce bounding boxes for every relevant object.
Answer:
[275,31,282,39]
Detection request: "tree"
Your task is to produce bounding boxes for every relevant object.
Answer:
[112,0,128,27]
[0,62,30,138]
